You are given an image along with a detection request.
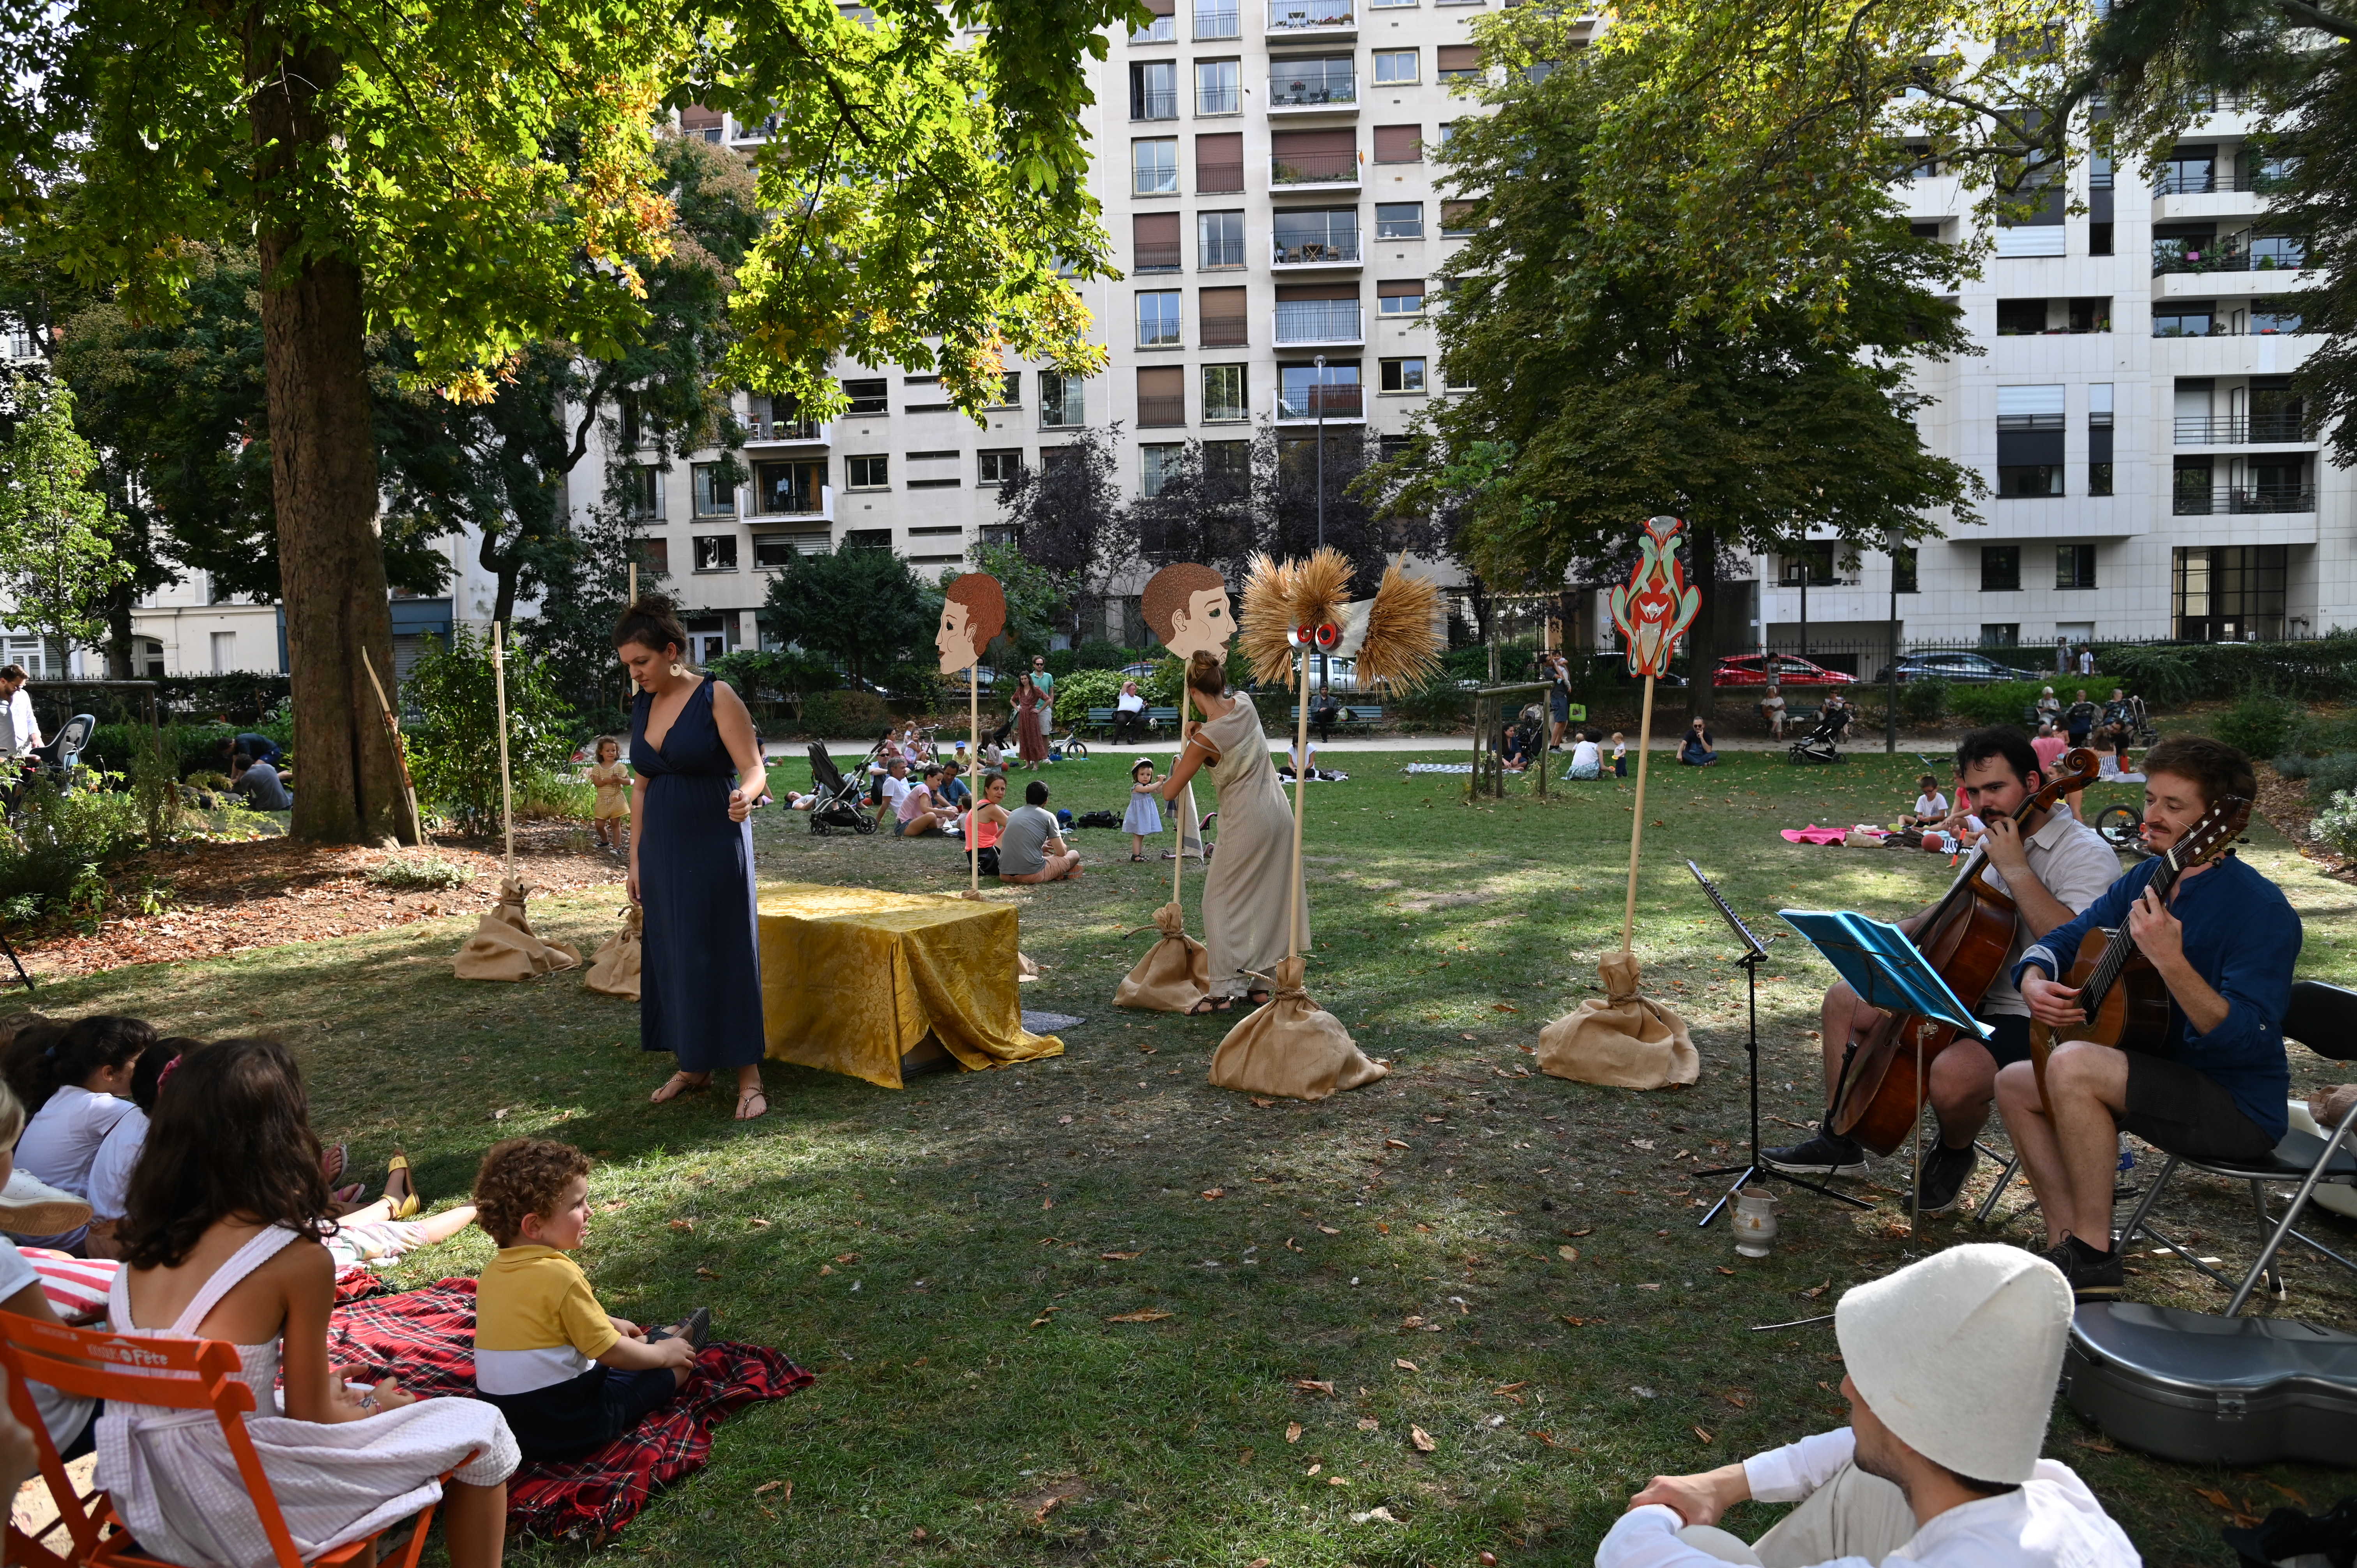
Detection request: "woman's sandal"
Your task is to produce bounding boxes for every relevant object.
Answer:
[384,1152,420,1221]
[1187,996,1235,1015]
[735,1088,769,1121]
[1130,853,1144,862]
[650,1072,710,1105]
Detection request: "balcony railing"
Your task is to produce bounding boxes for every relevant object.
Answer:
[2172,483,2315,515]
[1198,85,1240,114]
[1131,13,1175,41]
[1134,242,1183,273]
[1137,395,1187,427]
[748,484,834,521]
[2156,167,2292,195]
[1273,235,1360,265]
[746,418,825,442]
[2153,234,2307,274]
[1200,315,1249,348]
[1197,161,1245,193]
[2154,313,2305,337]
[1273,300,1363,343]
[1132,88,1179,120]
[1270,74,1357,107]
[1276,383,1364,419]
[1194,1,1241,36]
[2173,413,2308,444]
[1270,0,1353,25]
[1272,151,1358,185]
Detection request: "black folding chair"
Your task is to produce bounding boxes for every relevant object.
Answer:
[2114,980,2357,1315]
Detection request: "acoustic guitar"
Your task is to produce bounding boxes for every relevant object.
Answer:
[2026,793,2253,1107]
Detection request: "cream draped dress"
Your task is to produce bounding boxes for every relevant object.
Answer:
[1195,697,1306,1001]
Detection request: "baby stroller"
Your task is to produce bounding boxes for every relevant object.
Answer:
[804,742,878,835]
[1787,705,1850,765]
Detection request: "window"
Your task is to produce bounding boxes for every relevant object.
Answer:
[1130,61,1178,119]
[1199,210,1247,270]
[842,529,892,549]
[1200,286,1248,347]
[1779,542,1834,586]
[1041,371,1085,427]
[1196,58,1240,114]
[2174,545,2288,640]
[1374,49,1419,83]
[1272,127,1355,185]
[1892,545,1918,595]
[1131,0,1175,40]
[1133,138,1178,194]
[1437,44,1482,82]
[693,535,739,572]
[2154,302,2216,338]
[1996,384,2065,498]
[1371,0,1415,7]
[1378,277,1425,314]
[1980,624,2021,648]
[1270,56,1354,107]
[1202,364,1247,422]
[618,465,659,519]
[2254,308,2304,335]
[1204,440,1250,484]
[978,449,1023,485]
[2057,544,2097,590]
[1438,120,1461,153]
[1136,290,1183,347]
[1375,203,1423,239]
[1372,124,1423,164]
[1380,357,1426,392]
[1440,200,1477,237]
[1138,366,1186,427]
[993,371,1022,406]
[1194,0,1241,36]
[632,537,670,575]
[1134,212,1182,273]
[2088,383,2113,496]
[1196,132,1244,193]
[2091,222,2113,256]
[2069,297,2110,332]
[1995,298,2046,336]
[617,398,643,449]
[842,377,888,415]
[1141,443,1184,498]
[1981,546,2021,592]
[691,463,735,516]
[681,104,724,143]
[1277,361,1360,419]
[1274,283,1360,344]
[1273,206,1358,265]
[844,455,889,491]
[752,535,800,569]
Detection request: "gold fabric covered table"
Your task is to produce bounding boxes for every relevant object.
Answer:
[756,883,1064,1089]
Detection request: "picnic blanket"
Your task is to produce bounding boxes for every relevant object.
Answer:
[327,1279,813,1542]
[1780,824,1887,846]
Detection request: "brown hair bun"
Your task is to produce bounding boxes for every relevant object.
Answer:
[613,595,689,657]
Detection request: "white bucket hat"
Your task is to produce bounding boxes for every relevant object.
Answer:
[1835,1244,2073,1484]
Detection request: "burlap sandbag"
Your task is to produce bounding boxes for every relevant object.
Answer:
[584,904,642,1000]
[1207,956,1388,1102]
[1114,902,1210,1013]
[1536,951,1698,1090]
[452,878,582,982]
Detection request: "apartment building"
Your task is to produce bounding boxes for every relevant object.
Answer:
[1757,101,2345,665]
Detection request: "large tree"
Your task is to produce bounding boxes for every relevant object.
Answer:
[1125,438,1261,584]
[0,0,1132,843]
[761,543,938,686]
[0,374,128,666]
[988,425,1131,640]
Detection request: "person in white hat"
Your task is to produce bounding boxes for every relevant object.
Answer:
[1595,1245,2137,1567]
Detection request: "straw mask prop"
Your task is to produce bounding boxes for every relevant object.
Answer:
[1537,517,1702,1090]
[1117,563,1230,1013]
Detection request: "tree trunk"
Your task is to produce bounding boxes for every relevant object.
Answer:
[248,24,413,845]
[103,580,134,680]
[1686,521,1719,722]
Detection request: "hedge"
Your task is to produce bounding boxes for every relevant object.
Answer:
[2097,635,2357,707]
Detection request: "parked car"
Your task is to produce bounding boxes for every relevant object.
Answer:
[1714,653,1858,688]
[1120,661,1163,681]
[1876,651,2044,684]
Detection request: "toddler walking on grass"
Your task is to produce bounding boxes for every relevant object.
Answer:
[587,738,630,853]
[471,1138,710,1463]
[1124,758,1166,862]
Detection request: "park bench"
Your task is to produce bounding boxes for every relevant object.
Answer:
[1291,703,1384,734]
[1084,706,1181,739]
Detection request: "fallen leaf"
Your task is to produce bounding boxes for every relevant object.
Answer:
[834,1252,861,1264]
[1058,1115,1073,1125]
[1802,1280,1831,1299]
[1567,1227,1593,1237]
[1560,1315,1596,1327]
[1716,1266,1736,1276]
[1557,1245,1580,1263]
[1014,1478,1086,1522]
[2268,1481,2311,1506]
[667,1219,696,1233]
[1394,1358,1419,1371]
[1028,1308,1061,1327]
[1100,1250,1144,1261]
[1248,1560,1272,1568]
[1351,1506,1401,1524]
[1638,1282,1662,1291]
[1295,1379,1337,1396]
[1327,1474,1347,1486]
[1494,1382,1528,1394]
[1105,1309,1173,1323]
[1693,1425,1715,1444]
[2193,1485,2235,1510]
[1042,1197,1054,1209]
[1286,1422,1303,1444]
[1251,1098,1276,1108]
[1318,1225,1341,1235]
[911,1528,928,1541]
[1376,1222,1390,1233]
[818,1264,835,1276]
[1385,1138,1410,1150]
[747,1218,772,1229]
[2073,1437,2118,1455]
[1357,1416,1378,1432]
[1400,1315,1426,1329]
[1493,1003,1519,1013]
[1409,1426,1436,1453]
[696,1267,719,1280]
[1530,1430,1557,1447]
[1285,1237,1303,1252]
[753,1480,788,1497]
[1202,1188,1226,1199]
[1306,1462,1323,1476]
[1239,1447,1254,1463]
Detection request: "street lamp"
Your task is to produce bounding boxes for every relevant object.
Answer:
[1885,529,1903,755]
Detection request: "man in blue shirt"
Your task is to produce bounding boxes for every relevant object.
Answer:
[1999,736,2299,1301]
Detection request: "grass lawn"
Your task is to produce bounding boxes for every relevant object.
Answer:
[17,743,2357,1566]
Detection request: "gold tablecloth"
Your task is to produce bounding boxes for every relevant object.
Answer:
[756,882,1064,1089]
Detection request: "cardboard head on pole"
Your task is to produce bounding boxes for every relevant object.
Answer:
[938,574,1007,675]
[1609,516,1703,678]
[1143,563,1235,661]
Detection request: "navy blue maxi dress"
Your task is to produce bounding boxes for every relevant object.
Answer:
[631,679,765,1072]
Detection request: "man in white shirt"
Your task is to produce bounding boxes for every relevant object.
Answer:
[1597,1245,2136,1568]
[1114,680,1148,744]
[0,664,40,759]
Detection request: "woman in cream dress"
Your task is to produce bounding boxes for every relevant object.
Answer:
[1157,651,1304,1013]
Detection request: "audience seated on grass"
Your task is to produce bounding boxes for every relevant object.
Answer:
[85,1034,196,1259]
[1678,718,1719,768]
[3,1014,155,1252]
[997,781,1081,884]
[471,1137,710,1464]
[0,1081,100,1460]
[1565,729,1603,780]
[101,1037,519,1568]
[962,771,1011,850]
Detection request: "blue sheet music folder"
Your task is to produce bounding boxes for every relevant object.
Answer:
[1776,910,1992,1040]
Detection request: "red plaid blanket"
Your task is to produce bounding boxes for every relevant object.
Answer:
[327,1278,814,1542]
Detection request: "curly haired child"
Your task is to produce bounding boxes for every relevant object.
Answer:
[586,738,630,853]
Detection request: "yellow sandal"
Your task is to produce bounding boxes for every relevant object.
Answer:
[385,1151,421,1220]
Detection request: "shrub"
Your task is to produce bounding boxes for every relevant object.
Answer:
[705,650,839,718]
[799,687,892,738]
[2308,753,2357,798]
[1392,685,1472,729]
[519,771,594,819]
[2274,751,2313,780]
[366,854,476,891]
[1070,640,1130,671]
[2212,692,2304,760]
[402,628,579,835]
[0,773,144,928]
[2314,789,2357,859]
[1899,677,1948,727]
[1945,680,2048,728]
[1050,668,1127,715]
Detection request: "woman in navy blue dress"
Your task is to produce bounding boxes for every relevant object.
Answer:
[618,597,770,1120]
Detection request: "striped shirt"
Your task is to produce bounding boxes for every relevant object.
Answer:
[472,1245,619,1397]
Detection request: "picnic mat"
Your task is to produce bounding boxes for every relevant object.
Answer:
[755,881,1064,1089]
[327,1279,812,1542]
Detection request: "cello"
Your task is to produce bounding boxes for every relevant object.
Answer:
[1828,746,2103,1155]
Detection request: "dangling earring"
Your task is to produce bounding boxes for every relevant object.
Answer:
[669,661,685,679]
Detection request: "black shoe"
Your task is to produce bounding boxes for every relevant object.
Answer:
[1913,1141,1977,1215]
[1763,1130,1867,1178]
[2041,1233,2124,1301]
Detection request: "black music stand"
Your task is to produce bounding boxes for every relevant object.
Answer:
[0,924,29,992]
[1688,861,1872,1227]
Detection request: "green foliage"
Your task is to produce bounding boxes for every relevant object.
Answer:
[1050,669,1127,714]
[1899,678,1949,727]
[0,772,142,929]
[2212,692,2305,759]
[2099,637,2357,708]
[1140,657,1185,707]
[1944,681,2047,727]
[2314,789,2357,860]
[763,545,938,684]
[2309,754,2357,799]
[0,374,129,656]
[706,649,841,719]
[798,688,893,739]
[402,628,578,835]
[1071,641,1134,671]
[1391,685,1474,729]
[956,545,1076,665]
[127,723,181,844]
[365,854,475,892]
[2274,752,2313,780]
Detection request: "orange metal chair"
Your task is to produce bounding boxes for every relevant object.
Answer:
[0,1309,473,1568]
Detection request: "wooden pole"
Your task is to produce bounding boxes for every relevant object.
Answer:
[1172,682,1190,908]
[359,647,423,846]
[1619,671,1658,952]
[629,563,638,605]
[967,662,981,899]
[491,621,514,878]
[1288,644,1313,958]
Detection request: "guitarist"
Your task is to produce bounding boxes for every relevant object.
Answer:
[1767,728,2118,1213]
[1999,736,2300,1301]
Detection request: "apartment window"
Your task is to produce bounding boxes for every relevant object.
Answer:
[1200,286,1249,348]
[2070,297,2110,332]
[1372,124,1423,164]
[1378,277,1425,314]
[632,537,670,575]
[693,535,739,573]
[2091,221,2113,256]
[1141,443,1184,498]
[1131,0,1175,41]
[1278,361,1360,419]
[2174,544,2288,641]
[1274,283,1359,345]
[1202,364,1248,422]
[1134,212,1182,274]
[1204,440,1250,484]
[2251,375,2306,440]
[1199,210,1247,270]
[1995,298,2045,336]
[1439,200,1477,237]
[1892,545,1918,595]
[1274,207,1359,264]
[1271,56,1355,108]
[1373,49,1419,84]
[1780,542,1834,586]
[1995,384,2065,498]
[1980,623,2021,648]
[1041,371,1085,427]
[1196,132,1244,194]
[2057,543,2098,590]
[1375,203,1423,240]
[1371,0,1415,7]
[2088,383,2113,496]
[209,630,234,673]
[1272,127,1356,186]
[2154,302,2217,339]
[681,105,725,143]
[1130,61,1178,119]
[1438,120,1461,153]
[691,463,735,516]
[1138,366,1186,427]
[1136,290,1183,347]
[841,528,891,549]
[1981,546,2021,593]
[1437,44,1482,82]
[2254,307,2304,335]
[1196,58,1240,115]
[844,455,889,491]
[752,535,800,570]
[1133,138,1179,195]
[1195,0,1242,36]
[618,465,659,519]
[978,449,1023,486]
[617,398,643,449]
[842,377,888,415]
[993,371,1022,406]
[1380,357,1426,393]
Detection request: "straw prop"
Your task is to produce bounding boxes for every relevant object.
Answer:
[1354,557,1445,690]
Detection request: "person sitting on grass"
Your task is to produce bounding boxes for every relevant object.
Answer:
[1677,717,1719,767]
[229,750,293,811]
[471,1138,707,1464]
[892,762,958,838]
[1599,1245,2134,1568]
[85,1035,198,1259]
[997,780,1081,884]
[1899,773,1948,828]
[1565,728,1603,781]
[962,771,1011,850]
[4,1014,154,1252]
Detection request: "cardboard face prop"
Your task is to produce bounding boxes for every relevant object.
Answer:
[1143,562,1234,661]
[1608,516,1702,678]
[938,573,1007,675]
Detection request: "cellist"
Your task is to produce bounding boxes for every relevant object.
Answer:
[1766,727,2120,1213]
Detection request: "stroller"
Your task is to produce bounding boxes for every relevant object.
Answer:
[803,742,878,835]
[1787,704,1851,765]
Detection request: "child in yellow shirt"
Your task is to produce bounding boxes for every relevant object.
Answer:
[586,738,630,853]
[470,1138,707,1461]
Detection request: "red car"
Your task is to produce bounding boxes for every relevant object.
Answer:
[1713,653,1859,688]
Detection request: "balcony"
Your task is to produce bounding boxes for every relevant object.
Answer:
[1133,242,1182,273]
[1198,85,1240,115]
[1272,150,1359,188]
[2156,167,2289,196]
[2172,484,2315,516]
[747,484,835,524]
[1276,383,1365,421]
[2173,414,2310,445]
[1197,161,1245,193]
[1194,0,1241,36]
[1269,72,1357,113]
[1273,235,1361,267]
[1273,300,1363,345]
[2153,231,2307,275]
[1269,0,1354,32]
[1138,396,1187,427]
[745,417,829,447]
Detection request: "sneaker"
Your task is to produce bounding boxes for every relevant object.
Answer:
[1913,1141,1977,1215]
[2040,1233,2125,1301]
[1763,1130,1867,1178]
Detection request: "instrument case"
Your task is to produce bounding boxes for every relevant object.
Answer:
[2063,1301,2357,1466]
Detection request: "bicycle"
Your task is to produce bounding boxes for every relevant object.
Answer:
[2093,802,2152,858]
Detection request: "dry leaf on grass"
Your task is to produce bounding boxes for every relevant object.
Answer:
[1557,1245,1580,1263]
[1042,1197,1054,1209]
[834,1252,861,1264]
[753,1480,790,1497]
[696,1267,720,1280]
[1317,1225,1341,1235]
[1105,1309,1173,1323]
[1327,1474,1347,1486]
[1251,1098,1276,1108]
[1100,1250,1143,1261]
[1014,1478,1086,1522]
[1351,1506,1401,1524]
[2073,1437,2117,1455]
[1385,1139,1410,1149]
[1356,1416,1379,1432]
[1202,1188,1226,1199]
[818,1264,835,1277]
[1566,1227,1594,1237]
[1028,1308,1061,1328]
[1286,1422,1304,1444]
[1394,1358,1419,1371]
[667,1219,695,1233]
[1802,1280,1831,1299]
[747,1218,772,1229]
[1693,1426,1715,1444]
[1409,1426,1436,1453]
[1295,1379,1337,1395]
[1529,1431,1557,1447]
[1494,1382,1528,1395]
